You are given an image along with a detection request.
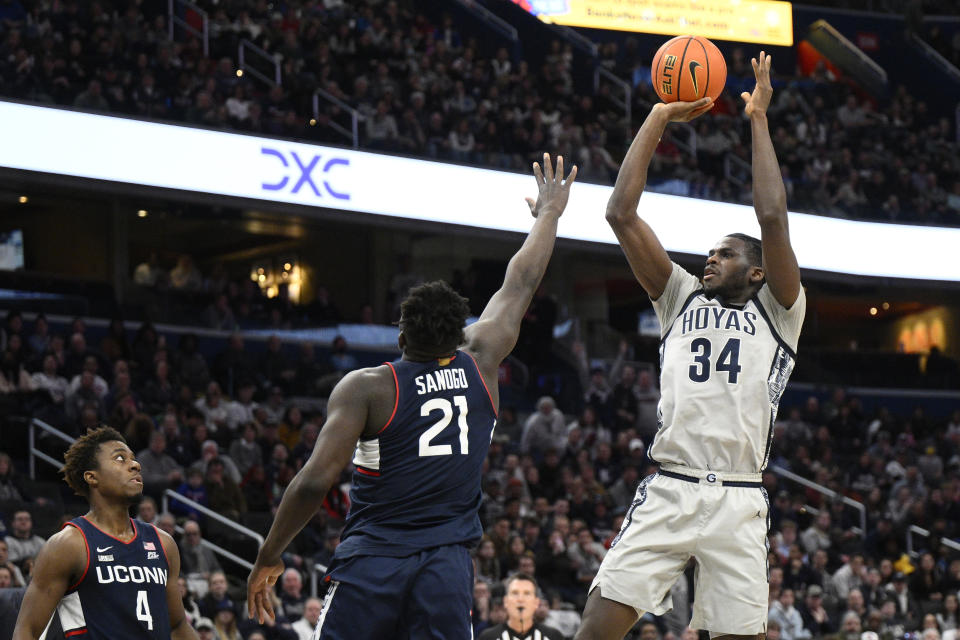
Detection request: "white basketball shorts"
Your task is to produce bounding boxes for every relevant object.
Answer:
[590,465,770,635]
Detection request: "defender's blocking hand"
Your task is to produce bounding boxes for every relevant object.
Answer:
[526,153,578,219]
[741,51,773,117]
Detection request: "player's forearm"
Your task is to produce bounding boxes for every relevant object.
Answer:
[606,106,669,221]
[502,211,561,296]
[258,467,330,561]
[749,113,788,224]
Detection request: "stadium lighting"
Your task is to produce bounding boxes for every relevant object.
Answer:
[870,307,878,316]
[18,195,27,204]
[137,209,148,217]
[1,100,959,283]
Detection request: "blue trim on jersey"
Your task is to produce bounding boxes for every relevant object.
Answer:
[658,288,703,345]
[610,473,656,549]
[749,293,798,359]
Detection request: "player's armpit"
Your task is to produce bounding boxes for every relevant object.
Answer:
[607,213,673,300]
[758,216,801,309]
[255,369,371,564]
[12,527,86,640]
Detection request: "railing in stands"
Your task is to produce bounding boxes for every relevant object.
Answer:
[312,88,364,148]
[906,524,960,558]
[552,25,598,57]
[910,33,960,84]
[594,67,632,136]
[770,465,867,537]
[28,418,74,480]
[670,122,697,157]
[167,0,209,58]
[723,151,751,187]
[27,418,263,571]
[161,490,265,549]
[239,39,281,87]
[450,0,518,43]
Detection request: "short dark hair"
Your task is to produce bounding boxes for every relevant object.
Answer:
[61,426,127,497]
[505,572,538,592]
[726,233,762,268]
[399,281,470,355]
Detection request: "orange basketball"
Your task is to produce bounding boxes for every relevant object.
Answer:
[651,35,727,103]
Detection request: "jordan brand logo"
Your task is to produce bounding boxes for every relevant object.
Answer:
[688,60,703,97]
[754,510,762,519]
[96,545,113,552]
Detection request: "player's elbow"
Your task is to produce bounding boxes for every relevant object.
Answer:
[605,200,632,226]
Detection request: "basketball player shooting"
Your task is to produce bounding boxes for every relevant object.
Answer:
[574,52,804,640]
[247,154,577,639]
[13,427,198,640]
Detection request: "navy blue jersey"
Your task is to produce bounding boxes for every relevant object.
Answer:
[335,350,498,559]
[46,517,171,640]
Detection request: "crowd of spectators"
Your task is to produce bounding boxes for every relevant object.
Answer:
[0,307,959,639]
[0,0,958,227]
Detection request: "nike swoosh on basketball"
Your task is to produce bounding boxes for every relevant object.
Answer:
[96,546,113,552]
[688,60,703,97]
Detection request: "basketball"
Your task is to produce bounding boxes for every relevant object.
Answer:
[651,35,727,103]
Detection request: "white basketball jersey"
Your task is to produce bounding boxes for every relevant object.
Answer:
[649,262,805,473]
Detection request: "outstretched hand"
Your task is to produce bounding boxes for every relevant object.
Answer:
[655,97,713,123]
[247,557,284,624]
[741,51,773,117]
[526,153,578,219]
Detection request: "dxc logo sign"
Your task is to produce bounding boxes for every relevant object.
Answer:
[260,147,350,200]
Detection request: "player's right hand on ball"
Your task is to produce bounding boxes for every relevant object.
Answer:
[656,97,713,122]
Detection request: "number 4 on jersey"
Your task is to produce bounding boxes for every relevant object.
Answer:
[136,590,153,630]
[419,396,470,457]
[689,337,741,383]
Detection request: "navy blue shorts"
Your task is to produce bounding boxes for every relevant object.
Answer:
[316,544,474,640]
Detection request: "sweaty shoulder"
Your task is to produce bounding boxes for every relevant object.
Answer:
[756,282,806,350]
[338,364,396,434]
[651,262,701,335]
[40,524,88,582]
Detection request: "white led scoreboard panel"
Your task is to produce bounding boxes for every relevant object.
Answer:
[0,100,957,282]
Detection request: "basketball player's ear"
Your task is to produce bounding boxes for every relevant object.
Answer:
[750,266,765,284]
[397,332,406,352]
[83,469,99,492]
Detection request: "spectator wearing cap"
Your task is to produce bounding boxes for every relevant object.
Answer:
[886,571,921,629]
[798,584,833,637]
[292,598,323,640]
[769,588,810,640]
[194,616,215,639]
[213,599,241,640]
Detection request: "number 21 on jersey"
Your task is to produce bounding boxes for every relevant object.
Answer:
[689,337,742,383]
[419,395,470,457]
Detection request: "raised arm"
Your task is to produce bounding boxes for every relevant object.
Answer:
[741,51,801,308]
[247,369,371,623]
[463,153,576,370]
[13,528,85,640]
[605,98,713,299]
